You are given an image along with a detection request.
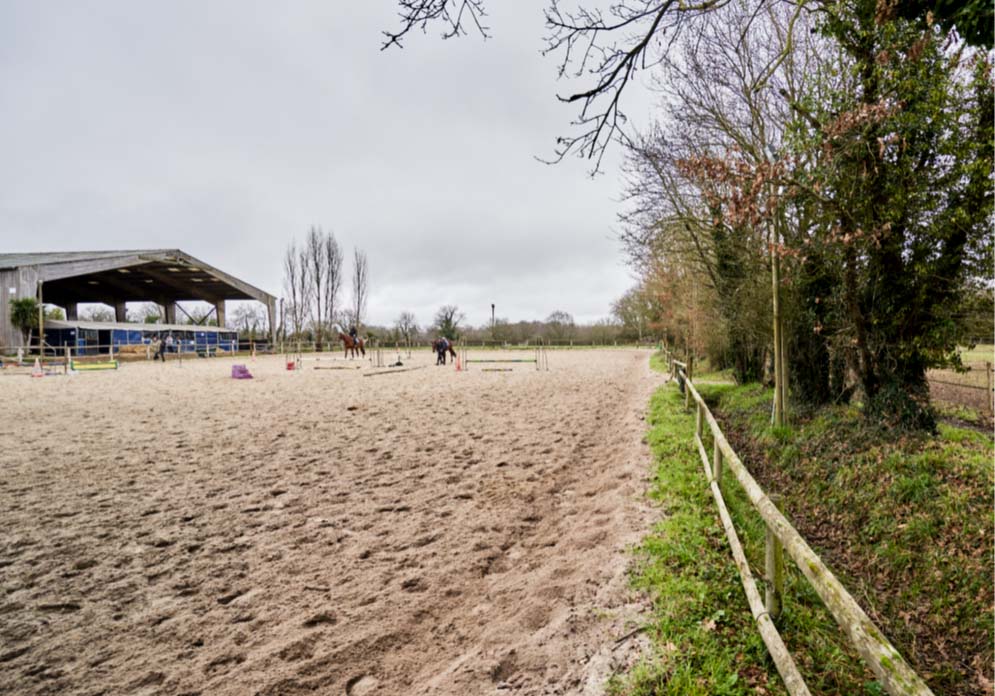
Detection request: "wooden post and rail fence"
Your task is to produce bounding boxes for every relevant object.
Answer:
[665,351,934,696]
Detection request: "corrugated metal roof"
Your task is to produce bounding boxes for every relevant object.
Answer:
[0,249,275,302]
[45,319,236,333]
[0,250,178,269]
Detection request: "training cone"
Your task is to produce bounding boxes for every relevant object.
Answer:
[31,358,43,378]
[455,356,462,372]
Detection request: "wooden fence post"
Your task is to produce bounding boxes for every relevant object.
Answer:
[695,401,703,440]
[987,361,993,417]
[766,494,785,623]
[712,442,723,485]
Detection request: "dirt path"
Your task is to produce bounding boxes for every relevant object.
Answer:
[0,349,663,695]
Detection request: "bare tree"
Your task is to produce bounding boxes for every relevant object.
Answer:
[432,305,465,339]
[231,303,267,340]
[383,0,742,171]
[285,227,346,351]
[80,305,114,323]
[283,239,310,340]
[129,302,162,324]
[303,228,329,350]
[351,248,369,333]
[394,311,419,344]
[323,233,344,336]
[545,310,575,342]
[381,0,489,49]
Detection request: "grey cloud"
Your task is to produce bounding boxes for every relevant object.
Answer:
[1,1,651,329]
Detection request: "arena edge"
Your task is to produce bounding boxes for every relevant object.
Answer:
[606,354,876,696]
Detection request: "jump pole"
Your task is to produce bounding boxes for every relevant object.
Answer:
[363,365,428,378]
[464,359,537,363]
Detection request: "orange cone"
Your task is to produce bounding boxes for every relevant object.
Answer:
[31,358,43,378]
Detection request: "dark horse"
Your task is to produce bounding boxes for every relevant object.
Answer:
[432,338,457,365]
[339,332,366,358]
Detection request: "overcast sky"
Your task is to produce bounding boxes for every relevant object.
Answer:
[0,2,654,328]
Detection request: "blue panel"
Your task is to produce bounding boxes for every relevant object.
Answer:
[43,328,77,352]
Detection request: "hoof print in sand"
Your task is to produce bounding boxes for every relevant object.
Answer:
[302,611,337,627]
[203,653,245,674]
[217,589,247,606]
[37,602,81,613]
[277,636,318,662]
[400,577,426,592]
[345,675,379,695]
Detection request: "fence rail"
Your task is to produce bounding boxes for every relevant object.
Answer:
[664,351,934,696]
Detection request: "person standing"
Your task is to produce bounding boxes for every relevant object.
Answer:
[436,336,449,365]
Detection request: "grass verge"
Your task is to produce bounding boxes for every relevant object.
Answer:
[611,355,877,695]
[707,382,994,695]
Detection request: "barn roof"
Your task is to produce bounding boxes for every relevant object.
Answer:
[45,319,237,334]
[0,249,275,306]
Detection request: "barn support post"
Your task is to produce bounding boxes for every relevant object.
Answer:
[37,280,44,356]
[268,298,277,348]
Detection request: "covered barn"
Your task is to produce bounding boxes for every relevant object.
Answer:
[0,250,276,352]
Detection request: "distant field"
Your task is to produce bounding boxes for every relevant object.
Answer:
[957,343,995,364]
[929,344,994,418]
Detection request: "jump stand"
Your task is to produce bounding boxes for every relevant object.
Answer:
[370,344,385,368]
[459,339,549,372]
[285,341,302,371]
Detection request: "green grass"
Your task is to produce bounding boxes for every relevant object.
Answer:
[957,343,994,364]
[699,380,994,695]
[611,355,880,695]
[694,368,736,384]
[933,401,988,426]
[617,354,992,694]
[607,381,784,695]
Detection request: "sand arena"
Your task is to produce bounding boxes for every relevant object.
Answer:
[0,349,662,695]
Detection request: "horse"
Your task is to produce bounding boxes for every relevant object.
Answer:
[339,332,366,358]
[432,338,457,365]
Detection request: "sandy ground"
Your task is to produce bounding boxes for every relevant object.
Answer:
[0,349,663,695]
